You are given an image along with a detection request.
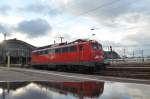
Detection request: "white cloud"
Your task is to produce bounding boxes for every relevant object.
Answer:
[0,0,150,49]
[17,18,51,38]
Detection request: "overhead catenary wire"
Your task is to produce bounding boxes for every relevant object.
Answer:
[54,0,141,35]
[77,0,122,16]
[53,0,144,46]
[55,0,122,25]
[53,0,123,42]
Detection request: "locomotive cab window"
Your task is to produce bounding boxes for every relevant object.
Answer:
[92,43,100,50]
[99,44,102,50]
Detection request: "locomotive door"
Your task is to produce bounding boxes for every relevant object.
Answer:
[79,45,84,61]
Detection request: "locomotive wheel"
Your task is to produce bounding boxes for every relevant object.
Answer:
[88,67,96,73]
[56,65,68,72]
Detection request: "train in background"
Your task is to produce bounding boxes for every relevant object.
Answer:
[31,39,106,72]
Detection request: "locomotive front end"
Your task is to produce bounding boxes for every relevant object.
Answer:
[90,41,105,70]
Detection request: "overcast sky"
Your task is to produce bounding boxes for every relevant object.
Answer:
[0,0,150,52]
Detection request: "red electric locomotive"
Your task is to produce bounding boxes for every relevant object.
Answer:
[31,39,105,72]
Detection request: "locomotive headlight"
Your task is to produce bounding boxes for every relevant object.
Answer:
[95,55,103,59]
[100,56,104,59]
[95,55,100,59]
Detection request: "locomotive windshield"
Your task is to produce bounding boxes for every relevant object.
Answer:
[92,43,102,50]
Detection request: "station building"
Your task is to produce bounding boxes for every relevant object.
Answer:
[0,38,36,65]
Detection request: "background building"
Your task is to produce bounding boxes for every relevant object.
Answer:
[0,38,36,66]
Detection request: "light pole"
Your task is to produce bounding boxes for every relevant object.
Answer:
[110,46,113,64]
[123,48,126,62]
[6,52,10,69]
[133,50,135,58]
[141,49,144,62]
[3,33,6,40]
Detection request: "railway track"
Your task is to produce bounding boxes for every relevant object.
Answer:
[110,63,150,67]
[30,63,150,80]
[97,64,150,79]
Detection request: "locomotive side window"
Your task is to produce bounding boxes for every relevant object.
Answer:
[38,51,42,55]
[51,49,55,54]
[55,48,61,53]
[62,47,68,53]
[69,46,76,52]
[44,50,48,54]
[38,51,43,55]
[48,49,52,54]
[39,50,48,55]
[48,49,55,54]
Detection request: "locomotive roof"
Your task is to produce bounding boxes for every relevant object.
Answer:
[34,39,98,51]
